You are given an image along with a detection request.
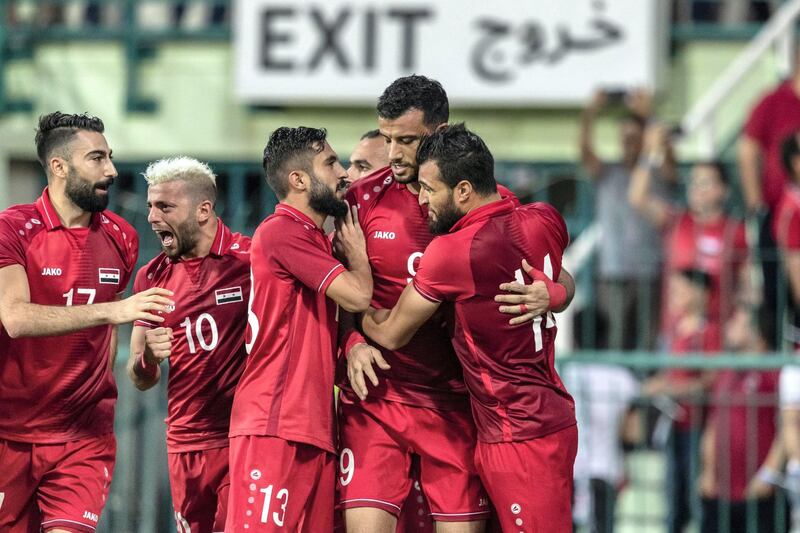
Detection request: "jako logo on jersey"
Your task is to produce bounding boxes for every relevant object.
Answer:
[215,286,243,305]
[373,231,396,240]
[82,511,99,523]
[41,267,62,276]
[98,268,120,284]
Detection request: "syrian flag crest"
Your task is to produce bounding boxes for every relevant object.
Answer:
[98,268,120,285]
[216,286,243,305]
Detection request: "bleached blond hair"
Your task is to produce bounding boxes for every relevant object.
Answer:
[143,156,217,204]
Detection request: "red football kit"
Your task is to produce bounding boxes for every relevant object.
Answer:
[134,220,250,533]
[337,168,490,523]
[413,198,577,532]
[226,204,345,532]
[0,188,137,532]
[662,210,748,326]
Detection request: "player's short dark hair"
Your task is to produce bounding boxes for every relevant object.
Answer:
[360,129,381,140]
[677,268,713,291]
[695,160,729,187]
[781,132,800,178]
[35,112,105,171]
[377,75,449,128]
[416,123,496,196]
[262,126,327,200]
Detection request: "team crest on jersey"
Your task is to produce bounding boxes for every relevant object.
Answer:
[215,286,243,305]
[98,268,120,284]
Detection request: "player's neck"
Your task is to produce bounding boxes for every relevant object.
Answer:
[48,186,92,228]
[180,216,218,260]
[467,192,502,213]
[283,196,326,228]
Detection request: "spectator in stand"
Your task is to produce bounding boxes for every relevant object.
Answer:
[739,56,800,345]
[580,89,676,350]
[629,124,749,332]
[773,132,800,347]
[643,269,721,533]
[698,306,786,533]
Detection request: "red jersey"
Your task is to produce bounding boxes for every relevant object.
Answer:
[0,188,138,443]
[134,220,251,452]
[342,168,467,409]
[773,184,800,251]
[743,80,800,208]
[709,369,779,501]
[229,204,345,453]
[666,320,721,431]
[413,198,576,443]
[663,210,748,323]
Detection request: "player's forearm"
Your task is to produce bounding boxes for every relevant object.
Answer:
[738,137,764,211]
[127,348,161,391]
[1,300,119,339]
[553,269,575,313]
[345,257,374,311]
[362,307,408,351]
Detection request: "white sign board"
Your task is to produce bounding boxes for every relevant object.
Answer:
[234,0,662,106]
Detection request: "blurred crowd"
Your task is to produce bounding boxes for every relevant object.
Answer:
[4,1,228,29]
[571,51,800,531]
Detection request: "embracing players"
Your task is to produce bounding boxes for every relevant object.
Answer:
[127,157,251,533]
[226,126,372,532]
[338,75,574,533]
[0,112,173,532]
[362,123,577,533]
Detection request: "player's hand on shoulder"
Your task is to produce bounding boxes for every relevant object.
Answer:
[334,203,368,266]
[347,342,391,401]
[144,327,174,364]
[110,287,174,325]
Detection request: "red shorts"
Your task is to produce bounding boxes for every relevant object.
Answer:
[168,446,230,533]
[226,435,335,532]
[337,395,489,522]
[0,434,115,532]
[475,425,578,533]
[395,457,434,533]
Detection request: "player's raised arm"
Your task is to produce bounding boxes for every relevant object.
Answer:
[362,283,440,351]
[0,264,174,339]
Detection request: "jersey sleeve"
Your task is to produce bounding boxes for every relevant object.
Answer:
[274,226,346,293]
[0,215,26,269]
[413,236,470,303]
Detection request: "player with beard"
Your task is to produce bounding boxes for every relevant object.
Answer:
[362,124,577,533]
[337,76,574,533]
[126,157,251,533]
[226,126,372,532]
[0,112,174,532]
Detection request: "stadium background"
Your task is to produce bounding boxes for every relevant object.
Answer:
[0,0,797,531]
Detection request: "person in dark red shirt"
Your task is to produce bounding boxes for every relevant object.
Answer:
[361,124,577,533]
[773,133,800,347]
[630,125,748,331]
[739,70,800,343]
[226,126,372,532]
[0,112,174,532]
[126,157,251,533]
[338,76,574,533]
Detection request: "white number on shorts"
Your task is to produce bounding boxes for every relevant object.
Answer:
[174,511,191,533]
[259,485,289,527]
[339,448,355,486]
[245,268,259,354]
[179,313,219,354]
[0,492,4,511]
[513,253,555,351]
[62,287,96,306]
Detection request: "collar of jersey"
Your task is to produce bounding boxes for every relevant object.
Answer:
[449,197,515,234]
[36,186,100,231]
[274,203,324,232]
